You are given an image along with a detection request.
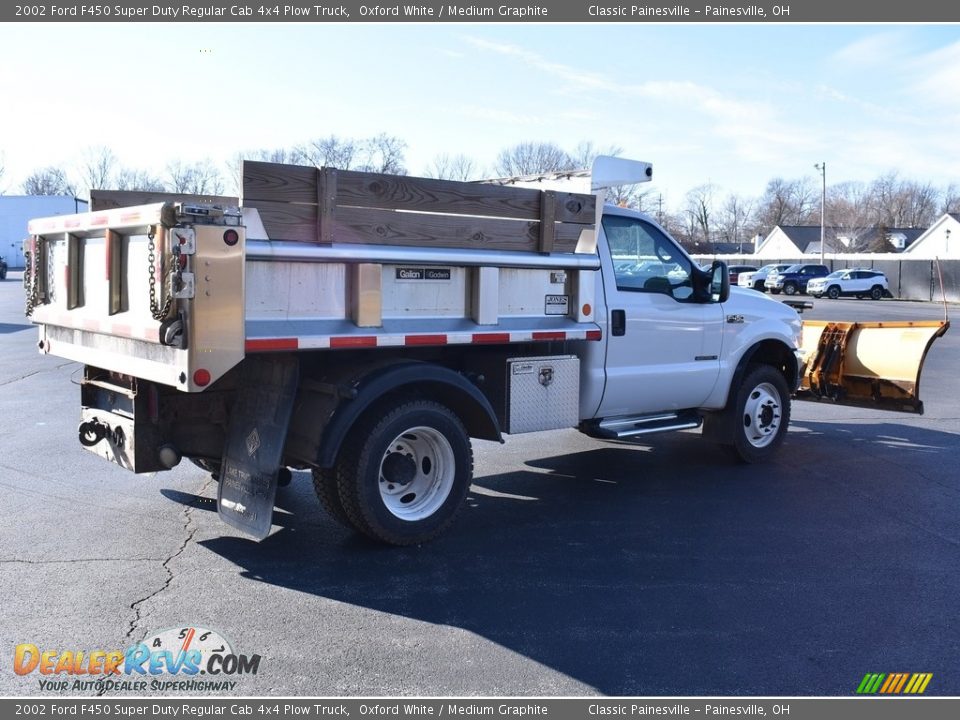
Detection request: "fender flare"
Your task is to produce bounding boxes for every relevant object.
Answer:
[728,339,800,403]
[704,339,798,445]
[317,361,502,468]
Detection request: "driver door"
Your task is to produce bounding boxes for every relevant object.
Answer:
[598,214,724,417]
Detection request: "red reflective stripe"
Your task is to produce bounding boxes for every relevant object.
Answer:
[532,331,566,341]
[90,215,109,226]
[330,336,377,348]
[119,212,141,222]
[586,330,602,341]
[246,338,298,351]
[405,334,447,346]
[472,333,510,344]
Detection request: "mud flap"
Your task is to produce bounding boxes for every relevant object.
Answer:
[797,320,948,413]
[218,355,299,539]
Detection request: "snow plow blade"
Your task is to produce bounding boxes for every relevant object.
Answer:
[797,320,949,414]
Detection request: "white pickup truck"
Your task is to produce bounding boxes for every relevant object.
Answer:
[23,157,946,545]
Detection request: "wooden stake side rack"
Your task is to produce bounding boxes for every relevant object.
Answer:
[240,160,597,254]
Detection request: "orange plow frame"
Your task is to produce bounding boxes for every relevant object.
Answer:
[797,320,950,414]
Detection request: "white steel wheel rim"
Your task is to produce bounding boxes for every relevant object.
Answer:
[378,426,456,521]
[742,382,782,449]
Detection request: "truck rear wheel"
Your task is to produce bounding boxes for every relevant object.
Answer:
[312,468,352,528]
[730,365,790,463]
[334,400,473,546]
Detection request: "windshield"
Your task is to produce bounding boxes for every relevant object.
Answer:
[825,271,844,279]
[782,264,802,273]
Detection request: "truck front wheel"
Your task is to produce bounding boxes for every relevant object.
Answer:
[729,365,791,463]
[334,400,473,545]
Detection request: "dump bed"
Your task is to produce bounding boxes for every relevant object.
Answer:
[25,162,603,392]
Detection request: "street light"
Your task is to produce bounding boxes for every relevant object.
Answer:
[814,162,826,264]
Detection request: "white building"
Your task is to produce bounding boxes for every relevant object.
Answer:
[0,196,87,269]
[902,213,960,258]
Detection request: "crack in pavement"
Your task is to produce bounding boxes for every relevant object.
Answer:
[0,361,76,388]
[124,478,214,644]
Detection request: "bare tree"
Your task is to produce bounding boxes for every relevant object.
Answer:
[166,160,224,194]
[494,142,573,177]
[685,184,718,244]
[755,177,818,229]
[295,136,359,169]
[22,167,75,196]
[79,146,117,192]
[826,181,875,251]
[718,193,754,251]
[425,153,480,181]
[114,167,167,192]
[358,133,407,174]
[942,184,960,214]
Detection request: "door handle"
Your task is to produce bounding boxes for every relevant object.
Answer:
[611,309,626,337]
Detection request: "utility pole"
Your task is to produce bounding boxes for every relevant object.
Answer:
[814,162,826,264]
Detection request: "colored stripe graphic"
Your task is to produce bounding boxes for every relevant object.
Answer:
[856,672,932,694]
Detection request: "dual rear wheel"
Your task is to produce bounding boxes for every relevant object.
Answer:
[313,400,473,546]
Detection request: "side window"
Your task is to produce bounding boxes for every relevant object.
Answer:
[602,215,695,300]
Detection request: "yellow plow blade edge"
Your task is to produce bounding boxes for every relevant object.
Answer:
[797,320,949,414]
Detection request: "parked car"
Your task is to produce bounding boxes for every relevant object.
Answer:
[726,264,758,286]
[765,264,830,295]
[738,263,792,292]
[807,268,890,300]
[0,256,7,280]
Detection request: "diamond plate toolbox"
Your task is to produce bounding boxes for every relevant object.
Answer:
[507,355,580,434]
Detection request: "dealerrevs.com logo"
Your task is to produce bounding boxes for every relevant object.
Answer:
[14,627,261,692]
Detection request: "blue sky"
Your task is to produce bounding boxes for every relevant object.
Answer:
[1,23,958,209]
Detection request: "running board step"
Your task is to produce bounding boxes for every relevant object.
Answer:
[586,411,702,440]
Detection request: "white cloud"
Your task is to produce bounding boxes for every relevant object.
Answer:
[832,32,907,67]
[912,39,960,104]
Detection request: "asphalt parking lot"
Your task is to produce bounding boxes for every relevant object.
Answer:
[1,273,958,697]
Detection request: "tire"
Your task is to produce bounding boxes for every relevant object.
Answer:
[312,468,353,527]
[769,288,781,295]
[753,280,765,292]
[827,285,841,300]
[729,365,791,463]
[334,400,473,546]
[870,285,883,300]
[782,282,798,296]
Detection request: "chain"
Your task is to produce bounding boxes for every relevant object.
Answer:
[23,248,39,317]
[148,226,175,321]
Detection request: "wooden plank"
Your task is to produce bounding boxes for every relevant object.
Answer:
[252,201,585,252]
[242,160,319,204]
[242,160,595,224]
[336,169,595,225]
[333,206,582,253]
[317,167,337,245]
[250,200,317,243]
[90,189,237,212]
[539,190,556,253]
